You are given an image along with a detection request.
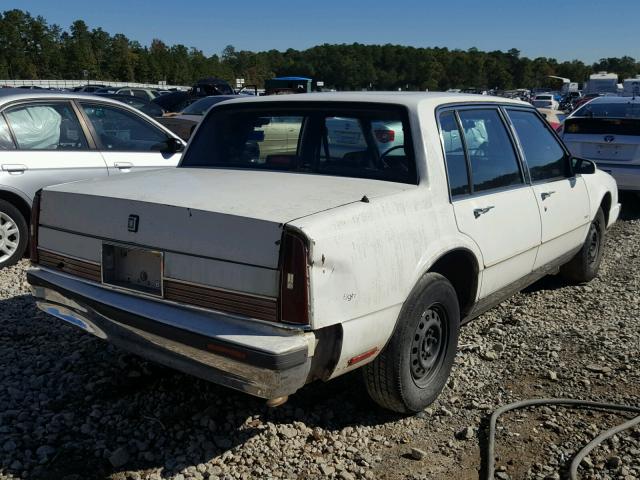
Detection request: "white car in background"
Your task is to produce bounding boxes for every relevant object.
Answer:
[532,93,559,110]
[28,92,619,413]
[0,89,185,268]
[562,96,640,191]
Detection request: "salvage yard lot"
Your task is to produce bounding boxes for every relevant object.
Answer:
[1,197,639,480]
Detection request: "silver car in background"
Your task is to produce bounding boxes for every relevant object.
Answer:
[0,89,185,268]
[562,96,640,191]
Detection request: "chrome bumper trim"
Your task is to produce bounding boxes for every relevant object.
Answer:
[28,268,313,399]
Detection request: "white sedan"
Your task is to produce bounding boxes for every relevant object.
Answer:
[28,92,619,413]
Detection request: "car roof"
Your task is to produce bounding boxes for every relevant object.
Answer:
[0,88,144,107]
[215,91,529,110]
[588,95,640,104]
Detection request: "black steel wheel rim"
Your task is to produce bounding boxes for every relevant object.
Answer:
[587,222,600,264]
[410,304,448,388]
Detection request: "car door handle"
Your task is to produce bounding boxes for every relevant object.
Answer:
[473,206,495,218]
[1,164,28,174]
[114,162,134,171]
[540,191,556,200]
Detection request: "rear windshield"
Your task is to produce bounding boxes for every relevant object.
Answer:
[183,96,232,115]
[180,103,416,184]
[573,101,640,119]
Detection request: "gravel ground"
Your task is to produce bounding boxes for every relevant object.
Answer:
[1,196,639,480]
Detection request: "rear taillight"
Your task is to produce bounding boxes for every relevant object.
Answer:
[279,229,310,325]
[374,129,395,143]
[29,189,42,263]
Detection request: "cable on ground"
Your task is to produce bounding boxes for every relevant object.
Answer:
[485,398,640,480]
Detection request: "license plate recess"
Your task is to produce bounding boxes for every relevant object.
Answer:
[102,244,163,296]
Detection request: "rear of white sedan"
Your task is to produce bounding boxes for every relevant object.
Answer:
[562,96,640,191]
[26,96,419,405]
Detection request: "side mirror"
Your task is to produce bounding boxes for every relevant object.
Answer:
[572,157,596,175]
[163,137,185,153]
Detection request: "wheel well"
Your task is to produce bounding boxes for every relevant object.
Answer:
[0,190,31,226]
[600,192,612,225]
[428,249,479,318]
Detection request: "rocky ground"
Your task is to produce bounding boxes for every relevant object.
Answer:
[0,195,639,480]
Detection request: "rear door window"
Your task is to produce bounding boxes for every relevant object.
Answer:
[4,102,88,150]
[457,109,523,192]
[506,109,568,182]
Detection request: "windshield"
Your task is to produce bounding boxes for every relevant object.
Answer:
[573,101,640,119]
[181,103,416,184]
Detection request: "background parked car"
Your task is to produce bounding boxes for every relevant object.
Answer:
[0,89,185,268]
[532,93,559,110]
[152,78,235,114]
[95,87,159,101]
[91,92,165,117]
[537,108,567,131]
[71,84,106,93]
[157,95,241,140]
[562,96,640,191]
[152,91,198,114]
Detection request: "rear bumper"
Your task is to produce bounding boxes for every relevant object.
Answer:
[27,267,315,399]
[596,163,640,191]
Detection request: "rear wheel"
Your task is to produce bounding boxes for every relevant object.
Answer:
[560,207,605,283]
[0,200,28,269]
[363,273,460,413]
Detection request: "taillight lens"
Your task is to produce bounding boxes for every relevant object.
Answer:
[29,189,42,263]
[374,129,395,143]
[279,229,310,325]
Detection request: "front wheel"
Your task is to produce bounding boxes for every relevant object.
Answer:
[0,200,28,269]
[560,207,605,283]
[363,273,460,413]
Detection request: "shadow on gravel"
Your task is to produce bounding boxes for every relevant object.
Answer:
[620,191,640,220]
[0,294,400,480]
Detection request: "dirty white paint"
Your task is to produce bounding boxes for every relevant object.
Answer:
[35,92,621,394]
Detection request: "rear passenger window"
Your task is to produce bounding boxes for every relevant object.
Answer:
[5,102,88,150]
[458,109,523,193]
[439,111,469,196]
[506,109,567,182]
[0,116,15,150]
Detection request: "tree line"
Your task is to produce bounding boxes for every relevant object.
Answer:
[2,8,640,90]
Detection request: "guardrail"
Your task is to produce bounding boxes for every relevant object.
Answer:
[0,79,190,90]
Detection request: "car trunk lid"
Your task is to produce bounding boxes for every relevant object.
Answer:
[563,117,640,165]
[39,167,412,270]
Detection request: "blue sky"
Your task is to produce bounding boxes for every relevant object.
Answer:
[7,0,640,63]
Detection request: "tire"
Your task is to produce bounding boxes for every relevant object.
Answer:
[0,200,28,269]
[560,207,605,284]
[363,273,460,413]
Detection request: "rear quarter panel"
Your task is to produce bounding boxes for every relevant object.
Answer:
[290,106,483,376]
